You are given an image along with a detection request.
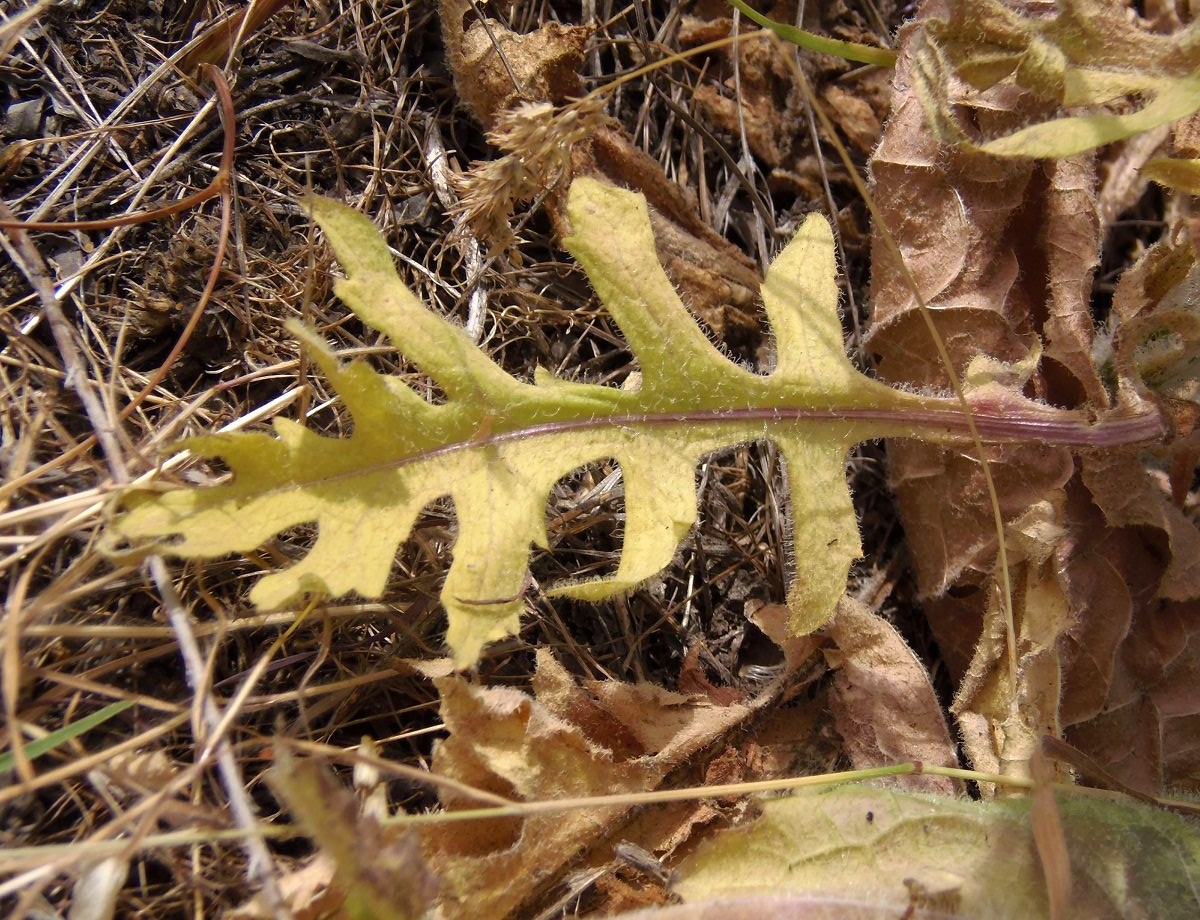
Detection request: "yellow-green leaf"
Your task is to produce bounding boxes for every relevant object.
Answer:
[1144,157,1200,195]
[977,71,1200,158]
[675,786,1200,918]
[107,178,1084,667]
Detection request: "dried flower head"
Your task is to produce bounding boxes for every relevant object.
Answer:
[452,97,606,258]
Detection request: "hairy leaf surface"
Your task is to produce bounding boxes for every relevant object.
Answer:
[674,786,1200,918]
[110,177,1096,666]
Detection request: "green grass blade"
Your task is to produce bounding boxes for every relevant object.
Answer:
[0,700,135,774]
[728,0,896,67]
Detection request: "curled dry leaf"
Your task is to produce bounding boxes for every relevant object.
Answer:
[825,596,961,794]
[912,0,1200,158]
[952,496,1075,786]
[867,7,1092,626]
[747,601,818,672]
[424,649,805,919]
[865,0,1200,795]
[1056,230,1200,792]
[267,752,438,920]
[1060,469,1200,793]
[439,0,591,131]
[1081,453,1200,599]
[1109,232,1200,475]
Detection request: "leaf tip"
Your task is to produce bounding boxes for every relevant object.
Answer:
[249,571,330,612]
[443,599,524,668]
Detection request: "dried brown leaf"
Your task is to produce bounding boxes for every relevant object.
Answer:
[1063,567,1200,794]
[228,858,342,920]
[680,19,804,168]
[1108,234,1200,480]
[863,0,1198,794]
[1053,482,1135,728]
[825,596,961,794]
[867,0,1112,620]
[269,754,438,920]
[952,497,1077,785]
[1068,696,1166,796]
[1041,156,1107,407]
[868,88,1037,382]
[1081,453,1200,600]
[439,0,591,131]
[676,643,747,706]
[954,465,1200,796]
[439,0,763,340]
[822,84,884,155]
[1111,236,1198,326]
[424,650,772,918]
[887,440,1074,600]
[748,601,819,672]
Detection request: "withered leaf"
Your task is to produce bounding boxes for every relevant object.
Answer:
[826,596,962,794]
[269,753,438,920]
[423,650,794,919]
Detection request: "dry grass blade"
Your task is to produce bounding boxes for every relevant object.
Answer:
[1,55,289,914]
[0,2,47,66]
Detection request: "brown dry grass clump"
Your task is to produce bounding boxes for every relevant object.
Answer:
[0,2,898,914]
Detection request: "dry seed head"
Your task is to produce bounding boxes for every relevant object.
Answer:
[452,98,606,257]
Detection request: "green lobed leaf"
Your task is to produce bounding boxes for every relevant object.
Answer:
[108,178,993,666]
